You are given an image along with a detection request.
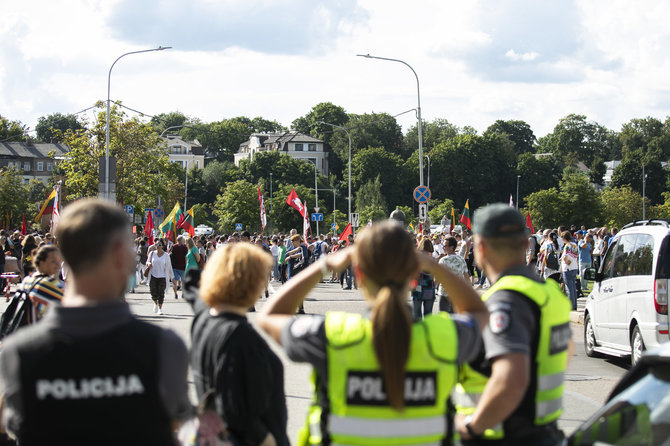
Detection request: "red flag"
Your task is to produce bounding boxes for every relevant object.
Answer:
[144,210,154,245]
[258,186,267,232]
[526,212,535,234]
[459,199,471,230]
[21,214,26,235]
[339,223,353,246]
[286,188,307,219]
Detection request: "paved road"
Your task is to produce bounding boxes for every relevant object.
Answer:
[1,280,629,441]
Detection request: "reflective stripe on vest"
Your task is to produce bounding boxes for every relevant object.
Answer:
[453,274,571,439]
[303,311,458,445]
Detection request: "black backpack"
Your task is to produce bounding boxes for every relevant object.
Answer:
[0,278,44,341]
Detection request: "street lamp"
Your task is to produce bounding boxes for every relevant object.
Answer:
[357,53,424,186]
[318,121,352,225]
[424,154,430,217]
[105,46,171,201]
[516,175,521,210]
[643,164,647,220]
[269,172,273,232]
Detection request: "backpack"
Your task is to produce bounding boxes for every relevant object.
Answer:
[313,241,324,261]
[532,235,541,260]
[545,245,559,270]
[0,278,45,340]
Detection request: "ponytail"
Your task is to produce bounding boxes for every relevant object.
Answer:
[371,283,411,412]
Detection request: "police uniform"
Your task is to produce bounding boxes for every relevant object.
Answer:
[283,311,481,445]
[453,265,571,444]
[0,301,192,445]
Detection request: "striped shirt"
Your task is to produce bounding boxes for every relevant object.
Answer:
[20,273,64,322]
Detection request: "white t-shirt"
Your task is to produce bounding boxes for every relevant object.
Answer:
[433,243,444,258]
[541,241,559,278]
[561,242,579,271]
[270,244,278,257]
[148,251,173,280]
[437,254,467,296]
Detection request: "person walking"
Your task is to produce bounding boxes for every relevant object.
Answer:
[185,237,201,272]
[561,231,579,310]
[437,235,470,313]
[170,236,188,299]
[137,238,149,285]
[0,199,191,445]
[578,234,593,292]
[453,204,572,446]
[186,242,289,446]
[276,238,288,284]
[146,241,173,315]
[411,238,436,320]
[258,221,488,446]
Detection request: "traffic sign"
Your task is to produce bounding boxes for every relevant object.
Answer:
[413,185,431,203]
[331,223,339,231]
[154,208,164,221]
[311,213,324,222]
[124,205,134,214]
[314,207,320,213]
[418,204,428,220]
[235,223,243,231]
[350,213,360,227]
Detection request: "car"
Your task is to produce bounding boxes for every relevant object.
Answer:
[194,225,214,236]
[567,342,670,445]
[583,220,670,365]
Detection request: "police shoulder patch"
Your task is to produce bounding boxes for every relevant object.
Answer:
[290,316,321,338]
[489,310,511,334]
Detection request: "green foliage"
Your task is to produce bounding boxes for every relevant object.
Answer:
[652,192,670,220]
[516,153,562,197]
[324,209,348,235]
[267,184,317,233]
[338,113,405,159]
[610,155,666,204]
[35,113,84,143]
[404,118,460,154]
[394,205,416,228]
[0,168,29,225]
[149,111,190,134]
[428,199,455,225]
[241,151,322,190]
[600,186,645,228]
[0,115,29,143]
[359,205,387,225]
[292,102,348,144]
[213,180,259,233]
[619,117,670,160]
[352,147,408,209]
[484,119,536,155]
[355,175,387,213]
[588,157,607,186]
[524,188,566,229]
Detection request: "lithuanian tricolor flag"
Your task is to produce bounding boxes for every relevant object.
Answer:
[158,203,182,241]
[177,206,195,237]
[35,189,57,223]
[459,199,471,230]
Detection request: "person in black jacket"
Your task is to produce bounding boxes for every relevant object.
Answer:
[186,242,288,446]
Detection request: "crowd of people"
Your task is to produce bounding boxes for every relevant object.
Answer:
[0,200,589,445]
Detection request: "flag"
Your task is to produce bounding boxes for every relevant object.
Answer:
[459,200,471,230]
[21,214,26,235]
[451,207,456,229]
[339,223,353,246]
[159,203,182,242]
[177,206,195,237]
[509,194,514,207]
[258,186,267,232]
[526,212,535,234]
[409,221,414,232]
[144,210,154,245]
[50,185,60,235]
[286,188,307,219]
[34,188,57,223]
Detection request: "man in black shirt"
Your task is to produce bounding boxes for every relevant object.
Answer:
[0,199,191,444]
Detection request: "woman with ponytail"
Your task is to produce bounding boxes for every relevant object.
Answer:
[258,221,488,445]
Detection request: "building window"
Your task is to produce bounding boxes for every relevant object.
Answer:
[308,143,317,152]
[307,158,317,168]
[295,143,304,151]
[23,162,31,172]
[195,161,199,169]
[37,161,44,171]
[47,162,53,172]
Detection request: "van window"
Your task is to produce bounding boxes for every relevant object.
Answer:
[655,235,670,279]
[601,240,618,279]
[629,235,654,276]
[612,235,635,278]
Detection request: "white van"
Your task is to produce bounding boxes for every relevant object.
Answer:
[194,225,214,236]
[583,220,670,365]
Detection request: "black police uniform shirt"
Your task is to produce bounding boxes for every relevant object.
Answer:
[282,312,481,408]
[477,264,565,440]
[0,301,192,440]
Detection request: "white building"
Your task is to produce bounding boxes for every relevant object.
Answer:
[164,135,205,170]
[235,131,328,176]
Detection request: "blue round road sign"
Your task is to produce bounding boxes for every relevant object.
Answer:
[154,208,164,220]
[413,185,431,203]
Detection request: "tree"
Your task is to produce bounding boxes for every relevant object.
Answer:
[404,119,460,155]
[292,102,348,144]
[35,113,85,143]
[610,155,666,204]
[524,188,566,229]
[240,151,321,190]
[268,184,317,233]
[516,153,562,197]
[213,180,259,232]
[149,111,189,135]
[355,175,387,213]
[484,120,536,155]
[0,168,29,225]
[588,157,607,186]
[359,205,387,225]
[600,186,645,228]
[0,115,29,143]
[619,117,670,160]
[340,113,405,159]
[324,210,348,235]
[428,199,455,226]
[352,147,408,209]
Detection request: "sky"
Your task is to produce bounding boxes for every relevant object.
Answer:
[3,0,670,139]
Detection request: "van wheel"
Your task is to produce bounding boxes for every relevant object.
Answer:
[631,325,645,366]
[584,314,600,357]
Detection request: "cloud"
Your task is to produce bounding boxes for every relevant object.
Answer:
[106,0,369,54]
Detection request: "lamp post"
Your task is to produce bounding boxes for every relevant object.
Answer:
[314,161,319,235]
[643,164,647,220]
[105,46,171,201]
[318,121,352,225]
[424,154,430,217]
[516,175,521,210]
[357,53,424,186]
[269,173,273,232]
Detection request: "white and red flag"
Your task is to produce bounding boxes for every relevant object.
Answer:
[258,186,267,232]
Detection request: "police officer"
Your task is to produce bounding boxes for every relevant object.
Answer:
[453,204,573,445]
[0,199,192,445]
[258,221,489,445]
